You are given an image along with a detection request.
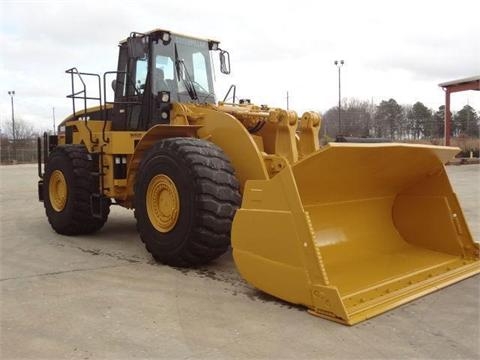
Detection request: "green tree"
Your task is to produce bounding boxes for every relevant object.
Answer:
[432,106,446,139]
[402,104,413,139]
[374,99,403,139]
[453,105,479,137]
[407,101,432,139]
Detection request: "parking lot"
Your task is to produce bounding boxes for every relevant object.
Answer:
[1,163,479,359]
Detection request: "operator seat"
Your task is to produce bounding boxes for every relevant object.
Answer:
[155,68,169,93]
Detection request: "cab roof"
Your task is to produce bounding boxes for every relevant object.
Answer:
[119,28,219,45]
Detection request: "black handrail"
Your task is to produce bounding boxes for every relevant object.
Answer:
[102,71,123,143]
[37,136,43,179]
[43,132,48,175]
[222,84,236,103]
[65,67,102,145]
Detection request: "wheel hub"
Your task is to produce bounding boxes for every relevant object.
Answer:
[146,174,180,233]
[49,170,68,212]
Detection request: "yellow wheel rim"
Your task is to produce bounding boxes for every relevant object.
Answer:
[49,170,68,212]
[146,174,180,233]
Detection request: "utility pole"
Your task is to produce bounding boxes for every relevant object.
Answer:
[7,90,16,161]
[52,107,56,134]
[334,60,344,135]
[286,91,289,110]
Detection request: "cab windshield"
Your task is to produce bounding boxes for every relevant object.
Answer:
[152,35,215,103]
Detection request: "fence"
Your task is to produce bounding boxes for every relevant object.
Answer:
[1,141,38,164]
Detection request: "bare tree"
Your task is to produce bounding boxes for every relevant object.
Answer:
[321,98,375,138]
[1,118,39,141]
[0,118,41,163]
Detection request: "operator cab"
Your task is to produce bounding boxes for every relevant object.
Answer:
[111,29,230,131]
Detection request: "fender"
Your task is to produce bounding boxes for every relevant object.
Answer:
[123,124,200,206]
[191,105,269,189]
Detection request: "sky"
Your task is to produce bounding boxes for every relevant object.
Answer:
[0,0,479,133]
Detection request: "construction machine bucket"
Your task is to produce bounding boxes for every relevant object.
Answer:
[232,143,479,325]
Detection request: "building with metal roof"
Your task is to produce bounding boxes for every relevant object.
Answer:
[439,76,480,146]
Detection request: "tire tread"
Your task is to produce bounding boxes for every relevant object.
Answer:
[44,145,110,235]
[135,138,241,266]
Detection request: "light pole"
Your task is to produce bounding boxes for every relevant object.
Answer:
[334,60,344,135]
[53,107,56,134]
[7,90,16,161]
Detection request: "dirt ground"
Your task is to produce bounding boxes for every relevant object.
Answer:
[1,164,479,359]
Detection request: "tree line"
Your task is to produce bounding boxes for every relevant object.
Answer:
[1,101,479,163]
[321,98,479,140]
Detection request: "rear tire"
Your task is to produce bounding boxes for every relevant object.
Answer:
[134,137,241,267]
[43,145,110,235]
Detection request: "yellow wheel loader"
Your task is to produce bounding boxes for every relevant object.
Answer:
[37,29,479,325]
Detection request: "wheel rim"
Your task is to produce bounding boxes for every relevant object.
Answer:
[49,170,68,212]
[146,174,180,233]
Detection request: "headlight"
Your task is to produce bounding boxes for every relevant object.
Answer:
[162,32,170,43]
[160,91,170,103]
[208,40,219,51]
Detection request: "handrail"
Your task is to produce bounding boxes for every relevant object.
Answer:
[65,67,102,145]
[222,84,237,103]
[37,135,43,179]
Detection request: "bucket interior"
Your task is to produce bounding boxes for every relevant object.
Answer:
[292,144,469,300]
[306,197,462,297]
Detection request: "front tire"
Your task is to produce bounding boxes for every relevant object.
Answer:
[43,145,110,235]
[134,137,241,267]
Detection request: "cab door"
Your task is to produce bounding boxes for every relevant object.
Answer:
[111,44,149,130]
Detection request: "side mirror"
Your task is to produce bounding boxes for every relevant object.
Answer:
[127,36,147,59]
[111,79,117,92]
[219,50,231,74]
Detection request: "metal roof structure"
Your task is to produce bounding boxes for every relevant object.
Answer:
[439,75,480,89]
[438,75,480,146]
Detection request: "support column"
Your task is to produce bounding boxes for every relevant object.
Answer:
[444,89,451,146]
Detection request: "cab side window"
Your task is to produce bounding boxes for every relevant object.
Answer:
[135,57,148,93]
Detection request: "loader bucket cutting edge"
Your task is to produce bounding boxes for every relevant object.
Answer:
[231,143,480,325]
